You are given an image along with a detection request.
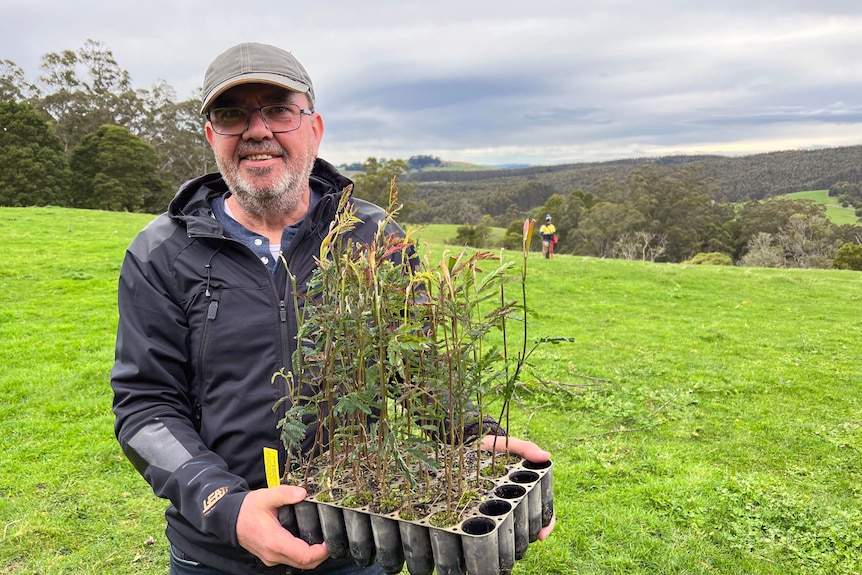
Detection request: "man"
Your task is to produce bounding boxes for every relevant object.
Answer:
[111,42,553,575]
[540,214,557,259]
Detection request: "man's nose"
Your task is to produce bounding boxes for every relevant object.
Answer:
[243,109,273,139]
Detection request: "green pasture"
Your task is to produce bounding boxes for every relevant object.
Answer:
[407,223,507,248]
[1,207,860,574]
[786,189,859,226]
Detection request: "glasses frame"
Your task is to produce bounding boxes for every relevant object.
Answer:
[206,104,313,136]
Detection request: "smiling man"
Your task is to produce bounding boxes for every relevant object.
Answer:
[111,42,553,575]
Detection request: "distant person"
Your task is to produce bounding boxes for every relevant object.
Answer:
[540,214,558,258]
[110,42,555,575]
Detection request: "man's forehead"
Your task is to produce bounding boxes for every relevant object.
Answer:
[216,83,298,105]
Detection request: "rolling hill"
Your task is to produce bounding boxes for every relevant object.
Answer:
[407,145,862,223]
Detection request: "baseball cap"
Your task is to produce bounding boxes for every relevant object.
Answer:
[200,42,315,114]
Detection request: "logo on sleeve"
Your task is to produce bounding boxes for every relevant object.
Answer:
[202,486,229,515]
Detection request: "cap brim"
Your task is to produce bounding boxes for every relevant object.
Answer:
[200,73,310,114]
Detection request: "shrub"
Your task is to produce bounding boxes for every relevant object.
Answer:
[832,243,862,271]
[452,223,489,248]
[683,252,734,266]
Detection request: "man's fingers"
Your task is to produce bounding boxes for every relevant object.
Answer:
[266,484,308,506]
[538,514,556,540]
[237,486,330,570]
[480,435,551,463]
[259,538,329,569]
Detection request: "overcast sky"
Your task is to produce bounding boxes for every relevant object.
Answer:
[2,0,861,167]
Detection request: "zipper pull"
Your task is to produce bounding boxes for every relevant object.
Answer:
[204,264,212,297]
[279,301,287,322]
[207,300,219,320]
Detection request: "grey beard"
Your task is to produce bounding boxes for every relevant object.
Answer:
[220,158,315,220]
[232,172,303,218]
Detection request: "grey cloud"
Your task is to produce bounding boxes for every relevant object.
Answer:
[345,77,541,112]
[524,108,611,125]
[2,0,861,165]
[693,105,862,127]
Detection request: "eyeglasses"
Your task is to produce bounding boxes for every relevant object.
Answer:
[206,103,313,136]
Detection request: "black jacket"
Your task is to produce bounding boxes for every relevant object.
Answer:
[111,159,399,574]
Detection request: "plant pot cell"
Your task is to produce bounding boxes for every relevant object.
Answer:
[398,522,435,575]
[370,515,405,574]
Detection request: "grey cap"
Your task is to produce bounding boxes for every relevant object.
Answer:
[200,42,315,114]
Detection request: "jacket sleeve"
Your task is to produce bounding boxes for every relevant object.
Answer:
[111,233,248,547]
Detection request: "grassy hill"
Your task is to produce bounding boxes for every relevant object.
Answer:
[1,207,860,574]
[407,223,507,248]
[785,189,859,226]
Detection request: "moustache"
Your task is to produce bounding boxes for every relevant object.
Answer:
[235,142,286,158]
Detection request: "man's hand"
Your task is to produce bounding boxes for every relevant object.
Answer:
[236,485,330,569]
[480,434,556,540]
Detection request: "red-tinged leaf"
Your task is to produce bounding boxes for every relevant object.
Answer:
[383,242,411,259]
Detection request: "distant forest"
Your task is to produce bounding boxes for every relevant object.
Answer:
[406,146,862,224]
[385,147,862,270]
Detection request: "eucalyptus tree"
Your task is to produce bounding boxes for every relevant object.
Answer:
[37,39,142,153]
[733,197,828,259]
[350,157,417,219]
[0,59,38,102]
[572,201,648,258]
[620,165,731,261]
[570,166,732,261]
[832,242,862,271]
[139,81,211,187]
[777,214,839,269]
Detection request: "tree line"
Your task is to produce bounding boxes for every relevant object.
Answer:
[407,146,862,204]
[1,40,211,212]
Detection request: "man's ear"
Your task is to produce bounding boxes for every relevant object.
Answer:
[205,123,216,147]
[309,112,324,155]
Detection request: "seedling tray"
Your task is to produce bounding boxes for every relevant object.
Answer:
[279,458,553,575]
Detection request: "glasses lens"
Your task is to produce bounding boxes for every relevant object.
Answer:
[261,104,302,132]
[210,108,249,135]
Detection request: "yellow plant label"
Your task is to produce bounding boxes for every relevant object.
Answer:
[263,447,280,488]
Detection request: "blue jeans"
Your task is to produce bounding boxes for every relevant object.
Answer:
[169,545,386,575]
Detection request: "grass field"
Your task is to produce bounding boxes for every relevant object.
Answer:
[405,223,507,248]
[786,190,860,226]
[1,207,861,574]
